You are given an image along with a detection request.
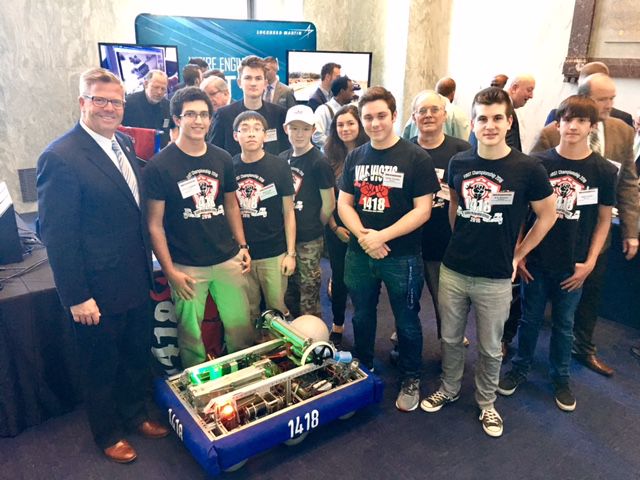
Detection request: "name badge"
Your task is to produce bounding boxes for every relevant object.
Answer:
[434,168,445,180]
[606,159,621,171]
[382,171,404,188]
[178,177,200,199]
[259,183,278,200]
[577,188,598,206]
[491,191,515,205]
[162,118,170,129]
[265,128,277,143]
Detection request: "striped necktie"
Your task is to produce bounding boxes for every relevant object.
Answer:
[111,139,140,206]
[589,128,602,155]
[265,84,274,102]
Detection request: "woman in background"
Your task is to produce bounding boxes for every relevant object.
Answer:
[324,104,369,347]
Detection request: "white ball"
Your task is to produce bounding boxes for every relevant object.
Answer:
[290,315,329,342]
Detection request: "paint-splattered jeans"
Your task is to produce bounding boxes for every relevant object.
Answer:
[344,248,424,379]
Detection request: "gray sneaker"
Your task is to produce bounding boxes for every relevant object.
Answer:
[479,407,503,437]
[420,389,459,413]
[396,378,420,412]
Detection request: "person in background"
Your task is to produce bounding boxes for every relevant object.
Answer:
[313,76,355,148]
[122,69,171,147]
[200,75,231,143]
[307,62,341,112]
[323,104,369,347]
[263,56,297,110]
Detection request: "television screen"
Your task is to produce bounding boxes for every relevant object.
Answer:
[98,43,179,95]
[286,50,373,102]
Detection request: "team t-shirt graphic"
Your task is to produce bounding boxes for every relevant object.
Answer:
[459,171,504,224]
[354,164,399,213]
[236,176,268,218]
[291,167,304,211]
[185,171,223,219]
[550,171,585,220]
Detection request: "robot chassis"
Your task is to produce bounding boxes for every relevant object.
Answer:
[154,310,383,476]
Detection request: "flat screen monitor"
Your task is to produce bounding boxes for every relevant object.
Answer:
[98,42,179,95]
[286,50,373,102]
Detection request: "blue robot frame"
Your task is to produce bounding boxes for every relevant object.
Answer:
[154,311,384,476]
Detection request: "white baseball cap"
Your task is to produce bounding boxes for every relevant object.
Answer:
[284,105,315,126]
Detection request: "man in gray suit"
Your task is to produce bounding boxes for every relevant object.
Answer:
[263,56,296,110]
[531,73,639,376]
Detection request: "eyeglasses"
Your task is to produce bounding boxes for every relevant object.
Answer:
[180,111,211,120]
[415,106,443,116]
[84,95,125,109]
[236,126,265,134]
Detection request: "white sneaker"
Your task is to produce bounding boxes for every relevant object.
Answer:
[479,407,503,437]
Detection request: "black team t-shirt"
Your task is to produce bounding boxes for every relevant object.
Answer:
[412,135,471,261]
[143,143,239,266]
[279,147,335,242]
[232,152,295,260]
[340,138,440,257]
[443,148,553,279]
[526,148,617,273]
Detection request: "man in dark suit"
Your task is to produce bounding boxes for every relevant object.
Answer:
[544,62,634,128]
[122,70,171,147]
[263,56,297,110]
[211,55,288,157]
[37,68,168,464]
[531,74,639,376]
[307,62,341,111]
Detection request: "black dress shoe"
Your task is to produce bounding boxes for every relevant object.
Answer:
[630,345,640,360]
[573,353,614,377]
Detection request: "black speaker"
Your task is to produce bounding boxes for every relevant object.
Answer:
[0,183,24,265]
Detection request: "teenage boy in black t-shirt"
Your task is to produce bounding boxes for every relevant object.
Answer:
[338,86,440,412]
[420,87,557,437]
[279,105,335,318]
[232,111,297,321]
[211,55,289,157]
[144,87,254,368]
[410,90,471,339]
[498,95,617,411]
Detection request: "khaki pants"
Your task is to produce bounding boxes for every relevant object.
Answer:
[246,253,289,321]
[172,251,253,368]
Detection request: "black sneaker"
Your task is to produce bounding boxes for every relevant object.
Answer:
[420,390,459,413]
[396,378,420,412]
[479,407,503,437]
[497,370,527,396]
[554,384,576,412]
[329,331,343,348]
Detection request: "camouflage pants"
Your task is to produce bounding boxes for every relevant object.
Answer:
[285,236,323,318]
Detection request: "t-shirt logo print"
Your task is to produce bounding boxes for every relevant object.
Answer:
[291,170,304,211]
[460,176,502,224]
[183,174,223,219]
[358,181,390,213]
[236,178,267,218]
[551,175,583,220]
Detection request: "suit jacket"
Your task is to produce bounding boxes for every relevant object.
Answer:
[307,87,328,112]
[531,118,639,240]
[545,107,633,128]
[37,123,153,314]
[270,81,297,111]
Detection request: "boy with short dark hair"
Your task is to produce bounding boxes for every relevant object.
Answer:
[498,95,617,411]
[420,87,557,437]
[232,110,296,321]
[279,105,335,318]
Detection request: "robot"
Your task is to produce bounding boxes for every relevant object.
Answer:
[154,310,383,475]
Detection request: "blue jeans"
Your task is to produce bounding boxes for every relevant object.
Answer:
[512,266,583,385]
[344,249,424,379]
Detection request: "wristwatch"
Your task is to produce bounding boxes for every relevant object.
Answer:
[286,251,297,258]
[239,244,250,251]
